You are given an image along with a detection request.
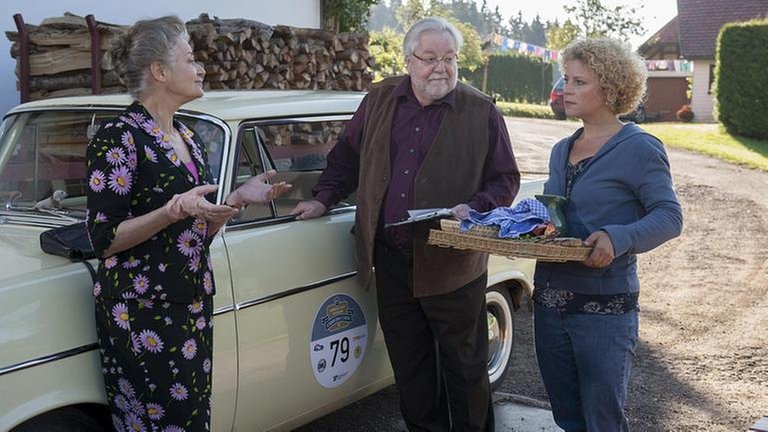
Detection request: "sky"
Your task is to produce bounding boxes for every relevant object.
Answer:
[484,0,679,48]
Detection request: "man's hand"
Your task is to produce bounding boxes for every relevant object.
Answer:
[449,203,471,221]
[226,170,292,207]
[582,230,615,268]
[290,200,327,220]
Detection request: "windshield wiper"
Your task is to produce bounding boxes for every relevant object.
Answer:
[1,190,23,210]
[0,190,83,222]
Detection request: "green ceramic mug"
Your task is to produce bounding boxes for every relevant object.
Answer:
[534,194,568,237]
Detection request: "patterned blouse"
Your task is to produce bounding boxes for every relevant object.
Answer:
[85,102,216,303]
[533,156,638,315]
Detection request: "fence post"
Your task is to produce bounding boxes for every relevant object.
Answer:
[85,14,102,95]
[12,14,30,103]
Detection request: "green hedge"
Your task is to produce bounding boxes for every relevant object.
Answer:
[460,53,554,104]
[715,20,768,139]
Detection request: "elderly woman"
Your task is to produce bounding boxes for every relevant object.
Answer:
[86,16,287,431]
[533,38,683,431]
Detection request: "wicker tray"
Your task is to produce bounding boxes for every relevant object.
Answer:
[428,219,591,262]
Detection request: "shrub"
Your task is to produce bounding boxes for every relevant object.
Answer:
[676,105,694,122]
[460,53,554,104]
[715,19,768,139]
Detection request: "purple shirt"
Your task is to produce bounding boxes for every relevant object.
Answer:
[313,77,520,249]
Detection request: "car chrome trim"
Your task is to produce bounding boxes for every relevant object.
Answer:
[224,206,356,232]
[213,304,235,315]
[0,343,99,377]
[235,271,358,311]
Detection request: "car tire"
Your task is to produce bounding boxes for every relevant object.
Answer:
[486,285,514,390]
[553,111,566,121]
[11,407,106,432]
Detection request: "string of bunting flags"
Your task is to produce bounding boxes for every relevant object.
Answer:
[488,34,694,73]
[489,33,559,63]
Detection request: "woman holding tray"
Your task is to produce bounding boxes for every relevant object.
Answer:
[533,38,683,431]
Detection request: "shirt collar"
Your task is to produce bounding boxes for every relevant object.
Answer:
[389,76,457,108]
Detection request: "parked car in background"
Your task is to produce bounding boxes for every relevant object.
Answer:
[0,91,543,432]
[549,76,566,120]
[549,76,646,123]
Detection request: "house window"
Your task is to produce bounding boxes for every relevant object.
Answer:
[708,63,715,94]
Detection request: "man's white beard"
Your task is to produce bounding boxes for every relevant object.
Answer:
[418,74,457,100]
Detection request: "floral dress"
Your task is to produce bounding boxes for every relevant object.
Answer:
[86,102,216,432]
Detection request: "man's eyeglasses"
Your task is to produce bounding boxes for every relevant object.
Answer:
[411,52,459,66]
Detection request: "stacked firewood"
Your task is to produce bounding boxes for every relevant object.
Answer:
[187,14,373,91]
[6,13,128,100]
[6,12,374,101]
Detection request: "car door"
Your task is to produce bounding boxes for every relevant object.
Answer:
[176,115,238,432]
[221,117,392,431]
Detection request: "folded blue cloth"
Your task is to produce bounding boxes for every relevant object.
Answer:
[460,198,550,238]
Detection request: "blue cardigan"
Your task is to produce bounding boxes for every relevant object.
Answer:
[534,123,683,295]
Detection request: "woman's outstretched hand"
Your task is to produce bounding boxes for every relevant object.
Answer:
[166,184,238,222]
[226,170,292,207]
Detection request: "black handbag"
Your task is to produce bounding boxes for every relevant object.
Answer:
[39,222,95,260]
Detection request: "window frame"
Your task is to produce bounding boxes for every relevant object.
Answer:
[0,107,230,207]
[224,114,356,231]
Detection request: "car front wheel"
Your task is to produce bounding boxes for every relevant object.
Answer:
[11,407,106,432]
[486,285,514,390]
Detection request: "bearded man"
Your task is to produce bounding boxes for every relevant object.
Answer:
[291,16,520,431]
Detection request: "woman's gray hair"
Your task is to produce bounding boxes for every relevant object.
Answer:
[107,16,188,99]
[403,17,463,59]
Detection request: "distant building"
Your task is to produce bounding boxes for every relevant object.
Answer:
[676,0,767,122]
[638,16,692,122]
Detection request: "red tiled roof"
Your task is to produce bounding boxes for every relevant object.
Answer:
[677,0,768,59]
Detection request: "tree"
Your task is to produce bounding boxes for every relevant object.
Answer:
[369,27,407,80]
[395,0,427,31]
[369,0,484,78]
[546,19,581,50]
[563,0,645,42]
[526,15,547,46]
[369,1,399,31]
[453,19,483,72]
[322,0,381,33]
[506,11,527,39]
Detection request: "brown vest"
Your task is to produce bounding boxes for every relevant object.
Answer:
[356,76,492,297]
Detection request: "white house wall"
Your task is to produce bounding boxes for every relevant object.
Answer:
[690,59,716,122]
[0,0,321,116]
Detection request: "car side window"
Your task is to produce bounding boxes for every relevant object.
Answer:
[176,116,226,183]
[227,127,275,224]
[261,118,357,216]
[0,111,114,207]
[226,116,355,225]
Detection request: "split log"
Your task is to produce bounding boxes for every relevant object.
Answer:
[8,12,373,100]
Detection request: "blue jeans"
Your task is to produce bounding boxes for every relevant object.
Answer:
[534,303,639,432]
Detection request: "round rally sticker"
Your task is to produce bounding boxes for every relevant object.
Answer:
[310,293,368,388]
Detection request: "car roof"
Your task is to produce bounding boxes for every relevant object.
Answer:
[6,90,367,121]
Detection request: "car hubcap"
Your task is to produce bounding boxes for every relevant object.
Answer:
[486,290,513,384]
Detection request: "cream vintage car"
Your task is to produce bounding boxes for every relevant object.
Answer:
[0,91,541,431]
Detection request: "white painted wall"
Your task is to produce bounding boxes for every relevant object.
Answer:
[690,59,716,122]
[0,0,321,116]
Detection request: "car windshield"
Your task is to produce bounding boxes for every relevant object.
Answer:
[0,109,226,214]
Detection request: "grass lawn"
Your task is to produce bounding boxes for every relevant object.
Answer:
[497,102,768,172]
[642,123,768,172]
[496,101,555,119]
